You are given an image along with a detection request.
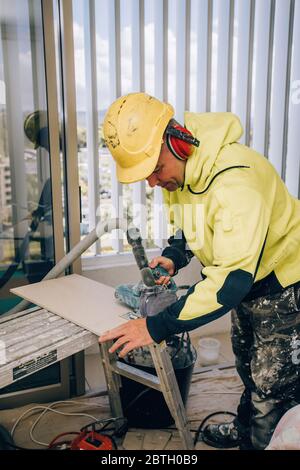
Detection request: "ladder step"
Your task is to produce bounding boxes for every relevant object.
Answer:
[112,361,161,391]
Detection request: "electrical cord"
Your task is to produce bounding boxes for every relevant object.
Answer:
[11,399,108,448]
[48,432,81,450]
[80,416,126,435]
[11,403,238,450]
[11,402,125,450]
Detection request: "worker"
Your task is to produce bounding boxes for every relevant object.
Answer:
[99,92,300,450]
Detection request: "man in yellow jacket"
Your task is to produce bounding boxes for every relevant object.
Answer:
[99,93,300,450]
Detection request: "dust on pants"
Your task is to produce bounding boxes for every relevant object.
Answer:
[231,281,300,449]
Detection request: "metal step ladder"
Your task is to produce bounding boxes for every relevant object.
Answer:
[99,340,194,450]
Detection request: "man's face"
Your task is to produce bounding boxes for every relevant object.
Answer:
[146,142,186,191]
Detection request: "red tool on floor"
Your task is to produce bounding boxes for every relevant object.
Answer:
[70,430,115,450]
[48,417,125,450]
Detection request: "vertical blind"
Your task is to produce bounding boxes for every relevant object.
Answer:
[74,0,300,256]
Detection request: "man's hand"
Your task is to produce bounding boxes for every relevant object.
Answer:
[98,318,154,358]
[149,256,175,285]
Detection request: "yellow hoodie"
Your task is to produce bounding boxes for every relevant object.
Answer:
[146,112,300,343]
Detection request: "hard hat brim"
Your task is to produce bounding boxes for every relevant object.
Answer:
[116,151,160,184]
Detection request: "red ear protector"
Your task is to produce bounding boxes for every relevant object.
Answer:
[165,123,200,161]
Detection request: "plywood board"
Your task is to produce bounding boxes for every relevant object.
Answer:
[10,274,131,336]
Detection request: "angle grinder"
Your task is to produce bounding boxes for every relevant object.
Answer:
[126,226,178,317]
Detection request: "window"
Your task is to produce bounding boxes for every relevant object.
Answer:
[69,0,300,264]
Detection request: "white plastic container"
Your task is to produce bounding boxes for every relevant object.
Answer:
[198,337,221,366]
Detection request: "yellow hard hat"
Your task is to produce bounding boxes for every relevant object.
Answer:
[103,93,174,183]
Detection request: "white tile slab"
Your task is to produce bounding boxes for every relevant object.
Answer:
[10,274,131,336]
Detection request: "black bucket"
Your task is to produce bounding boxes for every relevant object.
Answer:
[119,334,197,428]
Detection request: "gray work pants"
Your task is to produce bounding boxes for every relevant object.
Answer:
[232,281,300,449]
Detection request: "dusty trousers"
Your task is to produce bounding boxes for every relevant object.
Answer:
[231,280,300,450]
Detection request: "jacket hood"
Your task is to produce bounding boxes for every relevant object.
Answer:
[183,112,243,192]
